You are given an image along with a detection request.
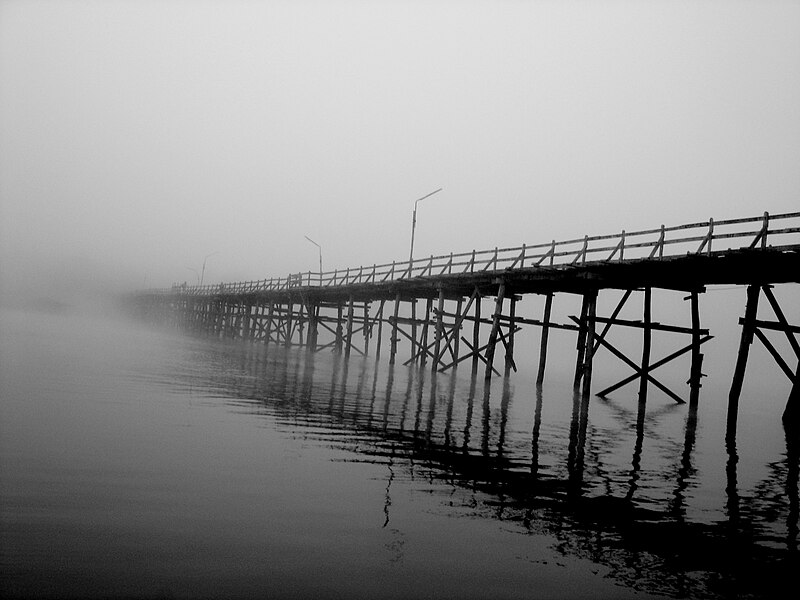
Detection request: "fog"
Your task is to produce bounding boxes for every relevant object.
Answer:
[1,0,799,305]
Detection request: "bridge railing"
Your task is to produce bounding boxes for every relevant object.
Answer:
[167,210,800,296]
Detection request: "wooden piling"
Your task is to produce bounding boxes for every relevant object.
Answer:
[375,300,385,363]
[265,302,275,345]
[433,288,445,372]
[581,290,597,399]
[452,297,463,363]
[420,297,433,367]
[727,285,761,438]
[411,299,418,363]
[505,295,517,375]
[390,292,400,364]
[285,300,294,347]
[574,294,590,388]
[785,363,800,424]
[472,294,481,373]
[363,301,370,356]
[638,287,652,405]
[345,295,355,359]
[536,293,553,386]
[307,301,318,351]
[484,283,506,380]
[689,291,703,407]
[335,302,344,353]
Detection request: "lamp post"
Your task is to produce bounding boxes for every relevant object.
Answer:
[408,188,443,266]
[407,188,442,365]
[304,236,323,284]
[200,251,219,286]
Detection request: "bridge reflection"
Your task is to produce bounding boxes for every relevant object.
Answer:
[178,340,797,599]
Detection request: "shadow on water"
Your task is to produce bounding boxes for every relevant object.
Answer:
[176,339,797,600]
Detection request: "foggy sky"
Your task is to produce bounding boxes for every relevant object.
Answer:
[1,0,799,302]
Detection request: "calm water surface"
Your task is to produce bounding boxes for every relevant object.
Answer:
[1,307,797,599]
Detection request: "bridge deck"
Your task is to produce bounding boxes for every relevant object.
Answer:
[167,245,800,304]
[151,210,800,302]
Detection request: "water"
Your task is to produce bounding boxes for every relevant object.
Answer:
[1,305,797,599]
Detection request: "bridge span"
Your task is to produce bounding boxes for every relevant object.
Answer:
[133,211,800,430]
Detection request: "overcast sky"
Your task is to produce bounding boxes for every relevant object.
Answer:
[1,0,799,301]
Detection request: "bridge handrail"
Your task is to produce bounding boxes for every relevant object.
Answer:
[159,210,800,296]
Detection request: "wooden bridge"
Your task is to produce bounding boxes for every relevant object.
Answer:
[133,211,800,429]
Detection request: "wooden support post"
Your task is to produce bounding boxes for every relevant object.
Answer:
[345,295,355,359]
[265,302,275,345]
[297,301,306,346]
[786,363,800,424]
[581,290,598,399]
[536,293,554,386]
[390,292,400,364]
[505,295,518,375]
[452,297,463,363]
[689,291,703,407]
[307,301,318,352]
[335,302,344,354]
[574,294,590,388]
[375,300,385,363]
[473,292,482,373]
[484,283,506,380]
[420,297,433,367]
[363,302,370,356]
[228,303,236,339]
[638,287,652,405]
[411,299,418,363]
[219,302,228,338]
[285,300,293,347]
[247,304,257,341]
[727,285,761,439]
[433,288,445,372]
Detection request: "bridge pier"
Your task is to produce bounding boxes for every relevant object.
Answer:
[728,284,800,435]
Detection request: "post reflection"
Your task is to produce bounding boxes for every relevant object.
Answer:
[531,385,544,479]
[625,398,646,502]
[670,400,699,520]
[786,424,799,552]
[567,388,589,493]
[178,340,797,600]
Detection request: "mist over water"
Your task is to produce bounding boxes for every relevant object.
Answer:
[1,299,797,599]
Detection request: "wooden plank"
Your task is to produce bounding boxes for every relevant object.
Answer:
[753,328,797,383]
[592,289,633,354]
[591,316,709,336]
[762,286,800,359]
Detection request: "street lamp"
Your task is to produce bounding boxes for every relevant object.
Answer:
[304,236,323,282]
[409,188,443,265]
[200,251,219,286]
